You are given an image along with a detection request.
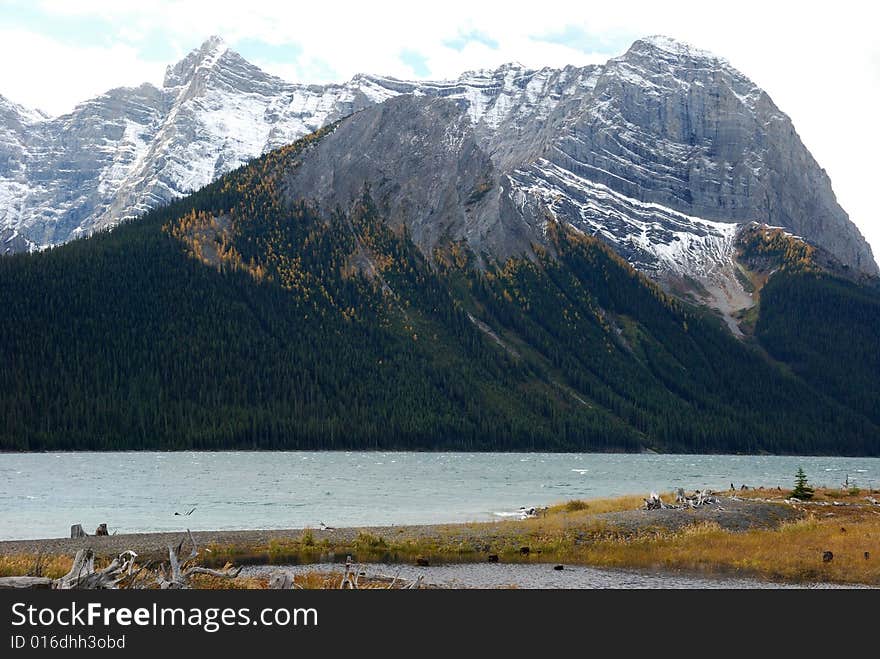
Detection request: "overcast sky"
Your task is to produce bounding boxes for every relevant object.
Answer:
[1,0,878,256]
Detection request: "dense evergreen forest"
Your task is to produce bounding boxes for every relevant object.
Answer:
[757,272,880,427]
[1,131,878,454]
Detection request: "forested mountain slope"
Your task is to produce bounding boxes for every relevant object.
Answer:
[1,128,877,454]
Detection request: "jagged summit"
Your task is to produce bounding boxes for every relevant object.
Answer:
[201,34,227,51]
[457,61,529,77]
[619,35,759,101]
[629,35,720,59]
[163,35,230,88]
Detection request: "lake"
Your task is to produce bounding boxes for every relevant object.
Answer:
[1,451,878,541]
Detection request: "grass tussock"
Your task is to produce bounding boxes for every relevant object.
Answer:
[353,532,388,551]
[546,493,650,517]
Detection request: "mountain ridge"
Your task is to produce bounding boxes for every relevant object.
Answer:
[2,35,875,289]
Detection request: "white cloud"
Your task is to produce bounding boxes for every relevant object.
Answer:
[2,0,879,256]
[0,29,164,114]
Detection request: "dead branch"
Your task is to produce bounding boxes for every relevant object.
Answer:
[185,566,243,579]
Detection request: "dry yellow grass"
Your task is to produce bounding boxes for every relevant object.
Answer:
[291,571,341,589]
[734,485,879,502]
[0,554,73,579]
[573,513,880,585]
[545,493,655,516]
[189,573,267,589]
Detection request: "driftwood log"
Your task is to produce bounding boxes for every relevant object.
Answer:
[70,524,86,539]
[644,492,667,510]
[0,576,54,589]
[646,489,720,511]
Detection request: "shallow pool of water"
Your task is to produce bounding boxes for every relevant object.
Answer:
[242,562,863,589]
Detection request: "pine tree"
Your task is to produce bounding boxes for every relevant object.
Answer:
[792,467,814,500]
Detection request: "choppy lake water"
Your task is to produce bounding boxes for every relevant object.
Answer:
[1,452,878,541]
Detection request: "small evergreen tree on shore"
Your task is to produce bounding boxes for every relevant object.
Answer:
[792,467,814,500]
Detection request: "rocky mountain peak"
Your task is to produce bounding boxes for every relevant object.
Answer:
[613,34,756,96]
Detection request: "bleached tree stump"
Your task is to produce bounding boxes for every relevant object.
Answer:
[268,571,298,590]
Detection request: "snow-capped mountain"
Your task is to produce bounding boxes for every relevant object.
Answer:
[1,35,876,308]
[0,36,397,253]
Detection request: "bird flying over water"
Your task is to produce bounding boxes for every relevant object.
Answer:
[174,507,196,516]
[320,521,335,531]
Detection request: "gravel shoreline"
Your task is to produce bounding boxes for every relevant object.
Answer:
[596,496,802,534]
[0,497,802,559]
[0,525,428,559]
